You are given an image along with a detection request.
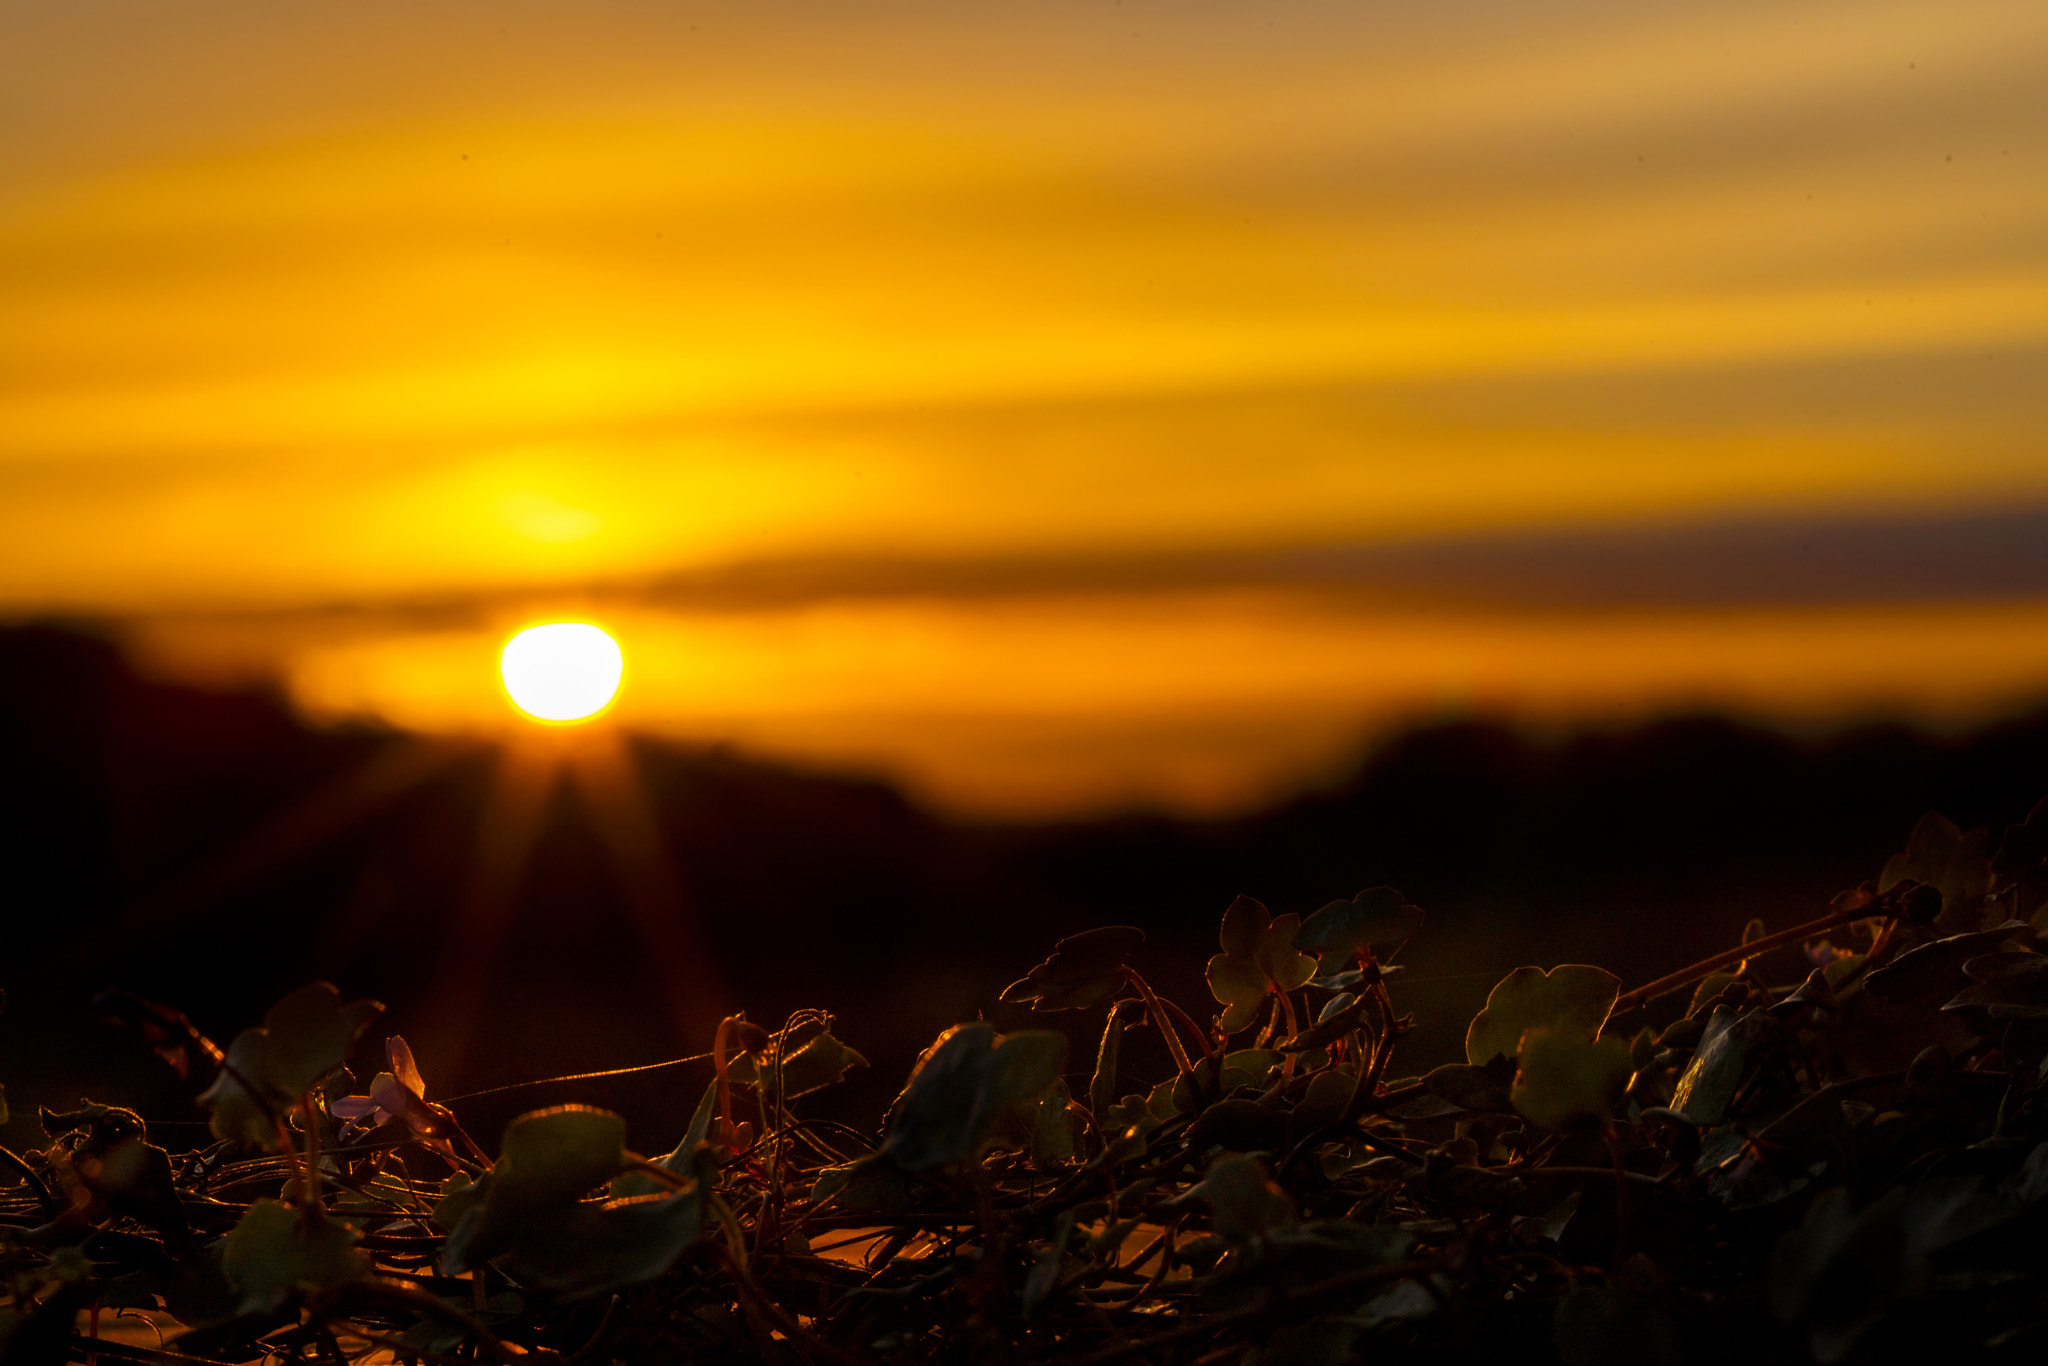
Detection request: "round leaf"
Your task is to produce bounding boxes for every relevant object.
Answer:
[1465,964,1622,1066]
[495,1106,631,1211]
[1298,887,1425,966]
[1511,1028,1633,1131]
[1198,1153,1296,1243]
[880,1024,1068,1171]
[222,1200,369,1315]
[260,982,385,1098]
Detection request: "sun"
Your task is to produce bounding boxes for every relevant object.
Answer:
[500,622,625,723]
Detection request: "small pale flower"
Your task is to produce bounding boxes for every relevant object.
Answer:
[330,1037,443,1139]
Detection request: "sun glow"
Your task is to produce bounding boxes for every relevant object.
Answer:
[499,622,624,723]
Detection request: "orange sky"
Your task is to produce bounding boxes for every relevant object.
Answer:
[6,0,2048,813]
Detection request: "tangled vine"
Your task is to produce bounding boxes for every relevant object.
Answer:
[4,798,2048,1365]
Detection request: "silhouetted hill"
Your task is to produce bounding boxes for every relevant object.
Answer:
[4,622,2045,1150]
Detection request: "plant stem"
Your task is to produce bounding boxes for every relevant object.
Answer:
[342,1281,519,1366]
[0,1145,56,1220]
[712,1017,736,1149]
[1152,991,1217,1063]
[717,1242,870,1366]
[301,1094,323,1216]
[1612,904,1870,1015]
[1122,972,1197,1080]
[1273,991,1301,1083]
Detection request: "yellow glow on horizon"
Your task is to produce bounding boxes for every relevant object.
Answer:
[127,592,2048,817]
[499,622,624,724]
[11,1,2048,814]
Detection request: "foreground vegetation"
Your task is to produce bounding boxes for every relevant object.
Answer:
[5,799,2048,1366]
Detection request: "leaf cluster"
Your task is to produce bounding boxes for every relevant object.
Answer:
[6,809,2048,1365]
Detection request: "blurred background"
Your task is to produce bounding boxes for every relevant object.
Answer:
[4,0,2047,1149]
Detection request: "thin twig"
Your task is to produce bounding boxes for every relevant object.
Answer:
[338,1279,520,1366]
[1612,905,1873,1015]
[0,1144,57,1219]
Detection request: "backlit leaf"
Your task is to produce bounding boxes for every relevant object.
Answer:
[1297,887,1425,971]
[879,1023,1067,1171]
[222,1200,369,1315]
[1881,812,1994,935]
[1511,1028,1633,1131]
[1465,964,1621,1066]
[1198,1153,1296,1243]
[1208,897,1315,1036]
[999,926,1145,1011]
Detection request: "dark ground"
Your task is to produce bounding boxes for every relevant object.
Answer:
[5,621,2046,1157]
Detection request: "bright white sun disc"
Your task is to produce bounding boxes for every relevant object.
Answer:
[500,623,624,723]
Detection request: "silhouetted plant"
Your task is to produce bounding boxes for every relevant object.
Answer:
[6,799,2048,1364]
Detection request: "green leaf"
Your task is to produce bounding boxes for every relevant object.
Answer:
[788,1030,867,1097]
[1865,922,2028,1002]
[222,1199,370,1315]
[1881,811,1994,934]
[440,1106,631,1271]
[1465,964,1621,1066]
[1669,1007,1770,1126]
[260,983,385,1097]
[1144,1075,1183,1124]
[499,1190,705,1299]
[734,1030,869,1101]
[1198,1153,1296,1243]
[1028,1078,1079,1167]
[999,926,1145,1011]
[617,1081,719,1198]
[1288,1066,1358,1142]
[1207,897,1315,1036]
[496,1106,630,1210]
[1945,952,2048,1018]
[1512,1029,1632,1130]
[1209,957,1272,1034]
[1100,1092,1161,1155]
[196,983,384,1150]
[1220,895,1267,957]
[810,1160,922,1213]
[1171,1049,1282,1112]
[1686,971,1741,1018]
[1993,795,2048,922]
[1087,1003,1132,1123]
[1297,887,1425,971]
[436,1104,703,1298]
[879,1024,1067,1171]
[1021,1211,1077,1321]
[197,1028,286,1149]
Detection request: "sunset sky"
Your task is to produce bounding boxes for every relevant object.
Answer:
[6,0,2047,814]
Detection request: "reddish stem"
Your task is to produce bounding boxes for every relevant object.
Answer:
[712,1018,736,1147]
[1611,904,1873,1015]
[1121,971,1197,1079]
[1153,994,1218,1062]
[1273,989,1302,1082]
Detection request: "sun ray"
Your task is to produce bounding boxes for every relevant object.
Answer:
[565,732,728,1044]
[413,739,562,1083]
[98,735,483,961]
